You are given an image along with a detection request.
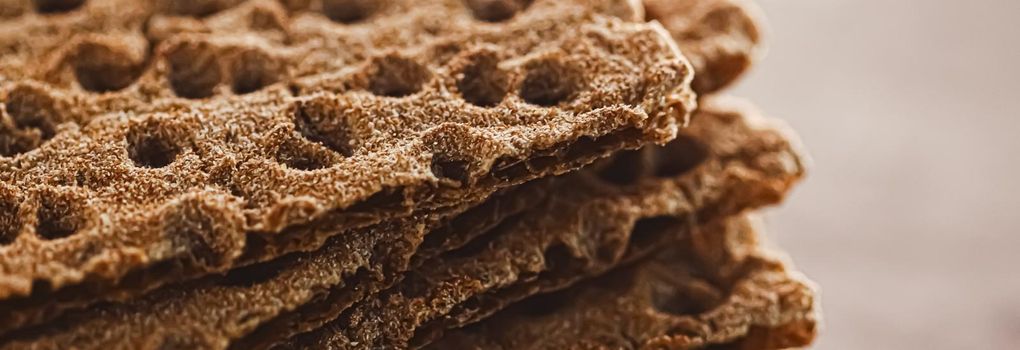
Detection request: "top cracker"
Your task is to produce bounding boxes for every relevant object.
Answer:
[0,0,694,310]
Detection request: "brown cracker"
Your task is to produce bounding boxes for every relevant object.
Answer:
[282,95,805,349]
[0,96,802,349]
[0,0,696,334]
[645,0,765,93]
[432,215,819,350]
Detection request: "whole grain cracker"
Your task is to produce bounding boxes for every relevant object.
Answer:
[0,0,696,334]
[433,215,818,350]
[0,96,802,349]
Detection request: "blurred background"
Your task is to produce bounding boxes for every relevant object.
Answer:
[731,0,1020,349]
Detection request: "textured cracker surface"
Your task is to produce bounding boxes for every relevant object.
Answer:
[0,0,697,333]
[0,180,556,350]
[432,216,819,350]
[0,96,802,350]
[645,0,764,93]
[282,96,806,349]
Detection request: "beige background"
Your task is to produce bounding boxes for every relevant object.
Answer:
[729,0,1020,349]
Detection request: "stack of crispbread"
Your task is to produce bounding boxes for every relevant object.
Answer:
[0,0,818,349]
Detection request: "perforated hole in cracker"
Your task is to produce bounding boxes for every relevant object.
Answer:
[165,41,223,99]
[275,138,338,171]
[366,54,432,97]
[1,85,64,157]
[3,86,61,141]
[464,0,534,22]
[519,55,583,107]
[126,121,183,169]
[227,48,284,95]
[321,0,380,24]
[71,41,144,93]
[164,0,243,17]
[34,0,86,14]
[455,50,510,107]
[430,156,472,185]
[291,98,356,157]
[33,192,87,241]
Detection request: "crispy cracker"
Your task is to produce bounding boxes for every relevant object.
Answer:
[645,0,765,93]
[282,96,805,349]
[432,215,819,350]
[0,96,802,349]
[0,0,697,334]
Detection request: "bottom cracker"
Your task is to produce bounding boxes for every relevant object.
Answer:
[433,215,819,350]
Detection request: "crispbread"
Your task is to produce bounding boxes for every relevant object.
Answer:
[431,215,819,350]
[0,96,803,349]
[645,0,765,93]
[283,96,805,349]
[0,0,696,334]
[0,177,556,350]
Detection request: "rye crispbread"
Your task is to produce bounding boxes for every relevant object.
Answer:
[282,96,805,349]
[0,0,697,335]
[645,0,765,93]
[0,96,803,349]
[432,215,819,350]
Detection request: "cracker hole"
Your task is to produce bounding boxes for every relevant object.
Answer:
[4,86,60,139]
[72,42,143,92]
[367,55,431,97]
[275,142,334,171]
[35,194,84,240]
[0,197,21,245]
[229,49,283,95]
[464,0,533,22]
[166,0,237,17]
[0,130,34,158]
[653,135,708,178]
[431,156,471,185]
[457,52,509,107]
[542,243,575,271]
[2,86,62,156]
[166,42,222,99]
[292,101,354,157]
[127,125,181,169]
[321,0,378,24]
[34,0,85,13]
[519,58,582,106]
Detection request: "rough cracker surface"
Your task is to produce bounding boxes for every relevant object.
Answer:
[282,96,806,349]
[0,0,697,333]
[645,0,764,93]
[432,215,819,350]
[0,96,803,350]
